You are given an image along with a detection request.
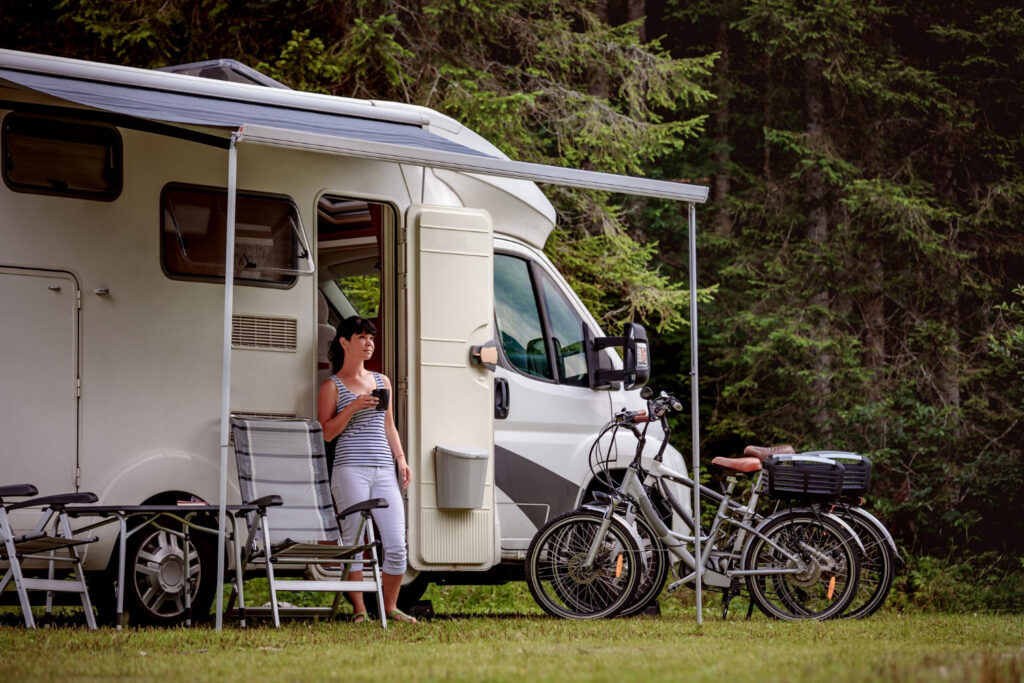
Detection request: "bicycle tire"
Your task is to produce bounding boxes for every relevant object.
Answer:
[742,511,860,620]
[526,510,642,619]
[616,514,670,617]
[831,507,896,618]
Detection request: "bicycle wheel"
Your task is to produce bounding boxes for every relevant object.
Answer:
[742,511,860,620]
[526,510,642,619]
[831,507,896,618]
[616,514,670,617]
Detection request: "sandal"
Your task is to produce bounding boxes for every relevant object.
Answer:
[387,609,418,624]
[350,611,369,625]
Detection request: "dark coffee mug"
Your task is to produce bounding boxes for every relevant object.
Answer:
[371,387,389,411]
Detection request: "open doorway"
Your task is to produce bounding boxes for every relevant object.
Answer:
[315,194,396,400]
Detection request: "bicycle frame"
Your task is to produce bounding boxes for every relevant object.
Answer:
[582,411,864,592]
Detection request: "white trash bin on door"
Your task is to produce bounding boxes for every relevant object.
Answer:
[434,446,489,509]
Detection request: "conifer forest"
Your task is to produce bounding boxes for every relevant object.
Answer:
[4,0,1022,609]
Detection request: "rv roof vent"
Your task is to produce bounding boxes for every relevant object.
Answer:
[232,315,298,352]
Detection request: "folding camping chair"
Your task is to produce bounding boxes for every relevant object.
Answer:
[0,484,100,629]
[228,418,389,627]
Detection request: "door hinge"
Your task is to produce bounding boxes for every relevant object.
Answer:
[397,377,408,395]
[75,467,81,490]
[75,289,81,310]
[76,377,81,398]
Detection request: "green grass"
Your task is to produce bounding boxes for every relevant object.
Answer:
[3,584,1023,682]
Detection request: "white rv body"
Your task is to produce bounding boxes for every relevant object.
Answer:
[0,49,700,619]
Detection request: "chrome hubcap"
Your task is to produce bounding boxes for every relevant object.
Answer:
[132,530,201,617]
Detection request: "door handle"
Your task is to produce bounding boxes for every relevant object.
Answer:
[470,340,499,371]
[494,377,509,420]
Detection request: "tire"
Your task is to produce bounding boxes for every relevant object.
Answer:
[742,511,860,621]
[124,519,217,625]
[526,510,642,619]
[831,508,896,619]
[616,514,669,617]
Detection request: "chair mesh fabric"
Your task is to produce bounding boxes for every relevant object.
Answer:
[232,418,340,545]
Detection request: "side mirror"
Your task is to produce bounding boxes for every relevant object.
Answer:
[583,322,651,391]
[620,322,650,390]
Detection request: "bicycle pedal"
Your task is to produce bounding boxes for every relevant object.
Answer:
[665,578,688,593]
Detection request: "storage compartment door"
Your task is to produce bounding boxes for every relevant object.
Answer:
[408,206,495,568]
[0,268,78,502]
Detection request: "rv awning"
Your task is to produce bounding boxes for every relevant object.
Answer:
[236,124,709,202]
[0,49,709,203]
[0,67,487,157]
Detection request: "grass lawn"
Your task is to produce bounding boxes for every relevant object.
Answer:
[2,584,1022,682]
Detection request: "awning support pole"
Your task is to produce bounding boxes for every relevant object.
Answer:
[688,201,702,625]
[215,132,240,631]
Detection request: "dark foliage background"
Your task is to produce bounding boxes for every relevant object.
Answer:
[3,0,1021,608]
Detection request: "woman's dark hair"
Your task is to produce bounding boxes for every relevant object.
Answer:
[329,316,377,372]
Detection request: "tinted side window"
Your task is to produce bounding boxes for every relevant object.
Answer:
[537,270,589,387]
[161,184,299,287]
[2,114,122,200]
[494,254,553,380]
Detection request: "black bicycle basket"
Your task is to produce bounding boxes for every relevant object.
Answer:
[765,455,845,500]
[803,451,872,497]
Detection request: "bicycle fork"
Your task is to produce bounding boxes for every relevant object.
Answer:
[581,507,617,569]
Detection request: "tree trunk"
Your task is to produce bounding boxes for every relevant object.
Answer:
[804,55,831,421]
[588,0,611,99]
[863,253,886,376]
[627,0,646,41]
[713,17,732,237]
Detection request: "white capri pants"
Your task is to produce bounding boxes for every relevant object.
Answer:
[331,465,407,575]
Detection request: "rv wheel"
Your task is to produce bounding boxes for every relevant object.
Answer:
[396,572,431,612]
[124,519,217,625]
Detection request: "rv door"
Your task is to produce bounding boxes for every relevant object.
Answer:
[406,206,496,570]
[0,268,78,504]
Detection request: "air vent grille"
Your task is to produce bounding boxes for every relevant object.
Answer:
[231,315,297,351]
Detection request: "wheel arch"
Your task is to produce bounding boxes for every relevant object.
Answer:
[84,450,238,572]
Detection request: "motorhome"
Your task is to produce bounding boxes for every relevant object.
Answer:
[0,49,707,623]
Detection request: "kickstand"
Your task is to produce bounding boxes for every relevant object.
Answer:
[745,595,755,620]
[721,590,736,620]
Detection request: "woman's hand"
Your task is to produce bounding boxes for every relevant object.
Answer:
[350,392,380,412]
[396,456,411,489]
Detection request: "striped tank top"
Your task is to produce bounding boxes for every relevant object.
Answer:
[330,373,393,469]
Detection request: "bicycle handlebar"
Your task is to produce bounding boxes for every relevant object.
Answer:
[615,409,649,424]
[614,390,683,425]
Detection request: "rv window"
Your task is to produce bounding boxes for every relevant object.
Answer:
[536,270,590,387]
[161,184,299,287]
[336,275,380,318]
[2,113,122,200]
[494,254,553,381]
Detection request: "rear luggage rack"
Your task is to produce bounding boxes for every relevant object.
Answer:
[765,455,845,500]
[804,451,872,497]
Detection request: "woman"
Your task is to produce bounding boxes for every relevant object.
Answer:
[318,315,417,624]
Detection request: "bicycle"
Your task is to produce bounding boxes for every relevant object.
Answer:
[744,445,901,619]
[525,387,865,621]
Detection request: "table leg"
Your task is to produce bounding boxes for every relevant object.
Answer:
[116,515,126,630]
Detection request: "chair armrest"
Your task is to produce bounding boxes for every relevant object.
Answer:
[337,497,389,520]
[0,484,39,499]
[250,495,283,509]
[7,491,99,511]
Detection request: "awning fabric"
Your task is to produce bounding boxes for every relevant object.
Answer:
[0,68,488,158]
[238,124,710,202]
[0,56,708,203]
